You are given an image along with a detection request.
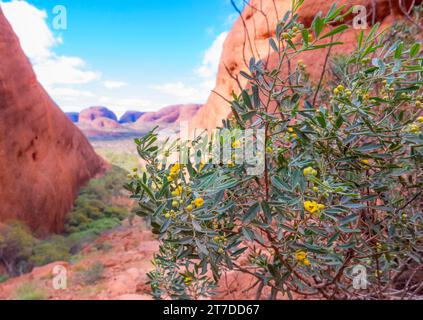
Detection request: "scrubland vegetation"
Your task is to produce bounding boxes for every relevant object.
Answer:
[0,165,133,279]
[128,2,423,300]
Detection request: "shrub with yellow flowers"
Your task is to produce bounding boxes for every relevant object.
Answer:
[127,1,423,300]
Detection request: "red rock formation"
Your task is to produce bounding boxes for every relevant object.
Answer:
[79,106,118,123]
[191,0,420,132]
[133,104,202,129]
[0,8,105,233]
[92,117,122,129]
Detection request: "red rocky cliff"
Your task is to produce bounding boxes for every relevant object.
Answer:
[0,8,105,233]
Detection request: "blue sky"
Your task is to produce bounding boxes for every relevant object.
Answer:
[1,0,243,116]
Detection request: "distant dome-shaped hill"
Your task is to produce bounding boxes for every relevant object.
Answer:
[133,104,202,129]
[119,111,145,124]
[79,106,118,123]
[92,117,123,129]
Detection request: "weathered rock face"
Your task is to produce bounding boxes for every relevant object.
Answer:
[0,8,105,233]
[191,0,420,131]
[79,106,118,123]
[119,111,145,124]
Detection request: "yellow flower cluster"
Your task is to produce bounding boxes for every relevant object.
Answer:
[333,84,344,95]
[232,140,242,148]
[303,167,317,177]
[171,186,183,197]
[287,127,297,139]
[406,117,423,133]
[164,210,177,219]
[304,201,325,214]
[282,24,304,41]
[406,124,421,133]
[168,163,181,182]
[295,250,310,266]
[127,167,141,179]
[213,235,227,244]
[193,197,204,208]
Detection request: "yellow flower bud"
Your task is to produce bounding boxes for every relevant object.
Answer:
[184,277,192,286]
[194,197,205,208]
[232,140,241,148]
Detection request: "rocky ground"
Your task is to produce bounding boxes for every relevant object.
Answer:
[0,219,157,300]
[0,218,258,300]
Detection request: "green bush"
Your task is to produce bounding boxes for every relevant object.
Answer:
[13,283,47,300]
[0,221,36,276]
[0,274,10,284]
[30,236,71,267]
[65,165,131,234]
[0,166,134,279]
[128,2,423,300]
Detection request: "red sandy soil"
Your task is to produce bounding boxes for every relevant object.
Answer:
[0,217,262,300]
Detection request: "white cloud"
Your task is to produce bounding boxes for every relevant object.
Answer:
[107,98,152,118]
[150,82,200,99]
[103,80,128,89]
[195,32,228,79]
[1,0,100,87]
[48,87,96,98]
[115,98,150,109]
[1,0,58,62]
[35,56,100,86]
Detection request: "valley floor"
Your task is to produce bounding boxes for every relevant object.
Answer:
[0,218,158,300]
